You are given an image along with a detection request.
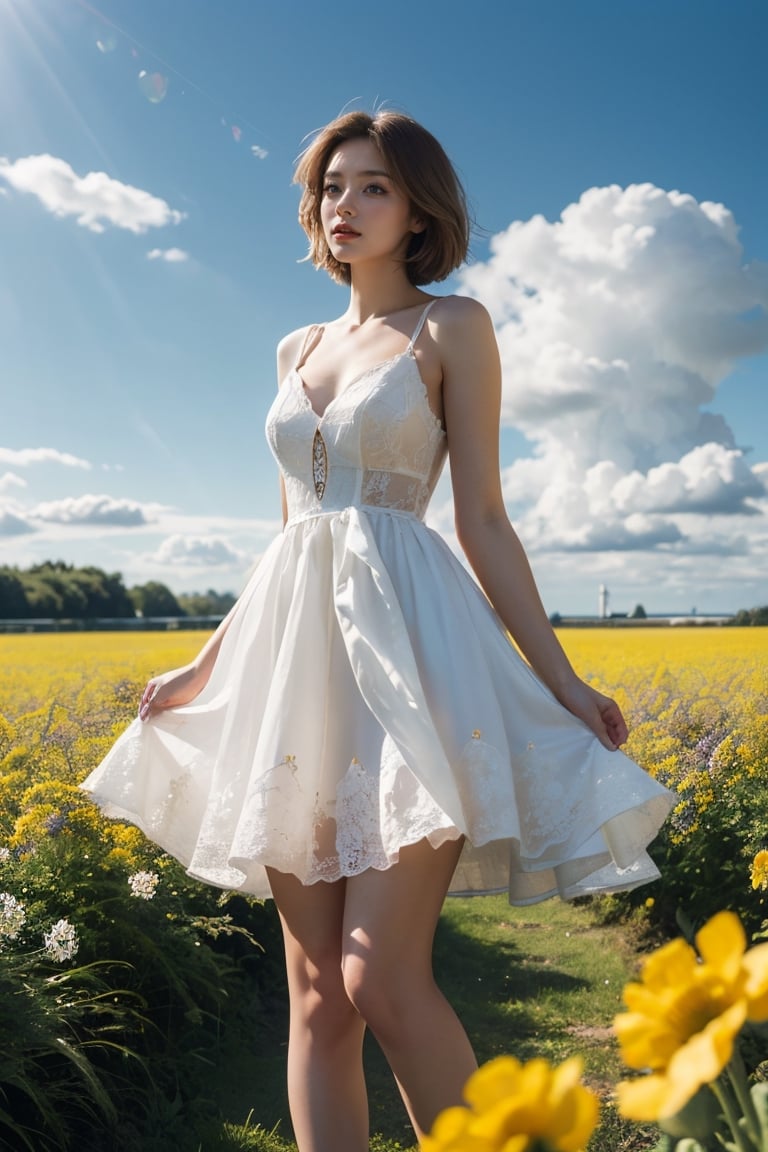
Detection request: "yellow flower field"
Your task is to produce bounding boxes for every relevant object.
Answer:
[2,625,765,716]
[0,631,207,720]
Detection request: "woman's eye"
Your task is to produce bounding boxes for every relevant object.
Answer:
[322,183,340,195]
[365,184,386,195]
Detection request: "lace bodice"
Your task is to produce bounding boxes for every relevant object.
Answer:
[265,303,447,524]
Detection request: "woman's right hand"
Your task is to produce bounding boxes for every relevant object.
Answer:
[139,663,209,721]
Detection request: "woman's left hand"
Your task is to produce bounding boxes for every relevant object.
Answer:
[555,678,629,751]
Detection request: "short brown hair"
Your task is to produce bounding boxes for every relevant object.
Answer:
[293,110,470,286]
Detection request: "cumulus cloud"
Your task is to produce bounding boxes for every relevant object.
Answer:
[0,155,186,234]
[147,247,189,262]
[0,446,91,469]
[0,472,26,493]
[459,183,768,557]
[251,145,268,160]
[30,495,151,526]
[152,534,244,567]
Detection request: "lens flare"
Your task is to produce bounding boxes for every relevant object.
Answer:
[137,70,168,104]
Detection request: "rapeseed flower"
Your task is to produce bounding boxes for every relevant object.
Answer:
[615,910,768,1122]
[751,850,768,892]
[421,1055,599,1152]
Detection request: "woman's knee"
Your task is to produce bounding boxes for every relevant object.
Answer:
[289,951,360,1042]
[341,949,429,1038]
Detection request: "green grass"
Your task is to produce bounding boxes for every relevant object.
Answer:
[197,894,661,1152]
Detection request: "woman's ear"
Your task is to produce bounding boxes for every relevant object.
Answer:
[410,215,427,235]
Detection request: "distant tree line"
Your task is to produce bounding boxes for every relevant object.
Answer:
[0,562,236,620]
[726,605,768,626]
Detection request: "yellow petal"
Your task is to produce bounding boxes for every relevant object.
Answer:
[618,1067,706,1123]
[639,938,697,989]
[425,1105,472,1147]
[743,942,768,1021]
[548,1056,585,1102]
[696,911,746,982]
[464,1056,523,1111]
[617,1074,675,1122]
[555,1090,600,1152]
[665,1000,744,1090]
[614,1010,680,1069]
[499,1138,529,1152]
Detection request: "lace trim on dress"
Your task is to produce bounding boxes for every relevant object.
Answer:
[231,738,458,884]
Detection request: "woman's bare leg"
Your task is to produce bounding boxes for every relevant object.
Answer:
[267,869,368,1152]
[341,838,477,1142]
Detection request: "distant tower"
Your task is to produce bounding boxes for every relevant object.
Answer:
[599,584,609,620]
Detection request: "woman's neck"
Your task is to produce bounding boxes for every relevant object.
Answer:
[342,266,430,326]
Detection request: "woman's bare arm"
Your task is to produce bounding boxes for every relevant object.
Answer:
[436,297,627,750]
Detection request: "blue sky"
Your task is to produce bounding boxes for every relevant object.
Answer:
[1,0,766,616]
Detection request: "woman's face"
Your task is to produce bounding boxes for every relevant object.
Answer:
[320,136,423,273]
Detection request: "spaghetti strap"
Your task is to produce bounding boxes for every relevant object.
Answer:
[407,300,438,353]
[295,324,324,370]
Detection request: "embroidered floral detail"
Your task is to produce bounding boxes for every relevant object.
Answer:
[312,428,327,499]
[472,729,482,740]
[336,757,388,874]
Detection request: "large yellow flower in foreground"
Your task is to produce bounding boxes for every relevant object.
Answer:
[615,910,768,1121]
[421,1055,599,1152]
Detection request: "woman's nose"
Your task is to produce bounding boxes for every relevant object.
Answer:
[336,191,355,216]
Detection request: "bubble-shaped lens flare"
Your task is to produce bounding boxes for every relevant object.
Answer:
[138,70,169,104]
[96,33,116,54]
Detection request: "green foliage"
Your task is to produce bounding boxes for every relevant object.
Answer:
[129,580,184,617]
[0,707,270,1150]
[0,563,235,621]
[0,561,135,620]
[729,606,768,626]
[177,589,237,617]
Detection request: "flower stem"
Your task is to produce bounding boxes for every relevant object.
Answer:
[711,1078,757,1152]
[727,1051,762,1150]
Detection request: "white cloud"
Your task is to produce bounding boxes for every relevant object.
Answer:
[0,154,186,234]
[458,183,768,567]
[147,247,189,262]
[0,509,35,536]
[152,534,245,567]
[30,494,151,527]
[0,472,26,493]
[0,446,91,469]
[251,145,268,160]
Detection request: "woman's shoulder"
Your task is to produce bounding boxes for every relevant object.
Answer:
[277,323,314,360]
[426,294,495,349]
[276,323,319,384]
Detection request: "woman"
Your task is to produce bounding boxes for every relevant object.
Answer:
[82,109,673,1151]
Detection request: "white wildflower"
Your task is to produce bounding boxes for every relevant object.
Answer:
[128,870,159,900]
[43,918,79,963]
[0,847,10,863]
[0,891,26,940]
